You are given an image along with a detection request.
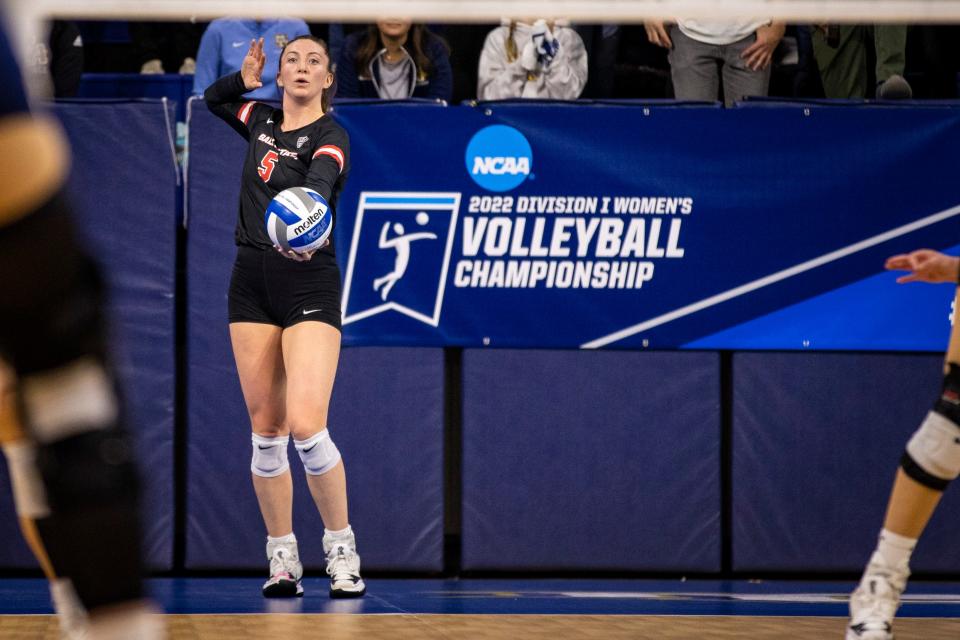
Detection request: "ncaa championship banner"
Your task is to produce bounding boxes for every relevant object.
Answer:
[331,103,960,350]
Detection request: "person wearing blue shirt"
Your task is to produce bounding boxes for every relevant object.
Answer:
[193,18,310,100]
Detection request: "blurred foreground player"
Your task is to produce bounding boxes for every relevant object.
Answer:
[1,362,88,639]
[0,11,161,640]
[847,249,960,640]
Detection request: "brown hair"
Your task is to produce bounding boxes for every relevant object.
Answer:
[278,35,336,112]
[355,24,449,83]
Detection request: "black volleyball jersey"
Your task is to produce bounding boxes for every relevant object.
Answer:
[204,71,350,253]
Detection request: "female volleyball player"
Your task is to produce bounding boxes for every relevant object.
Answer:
[204,35,365,599]
[847,248,960,640]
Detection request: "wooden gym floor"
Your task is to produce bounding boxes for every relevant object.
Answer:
[2,578,960,639]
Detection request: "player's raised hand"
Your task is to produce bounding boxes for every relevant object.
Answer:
[241,38,266,90]
[885,249,960,284]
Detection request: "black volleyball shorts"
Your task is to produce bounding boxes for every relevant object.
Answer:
[228,245,342,330]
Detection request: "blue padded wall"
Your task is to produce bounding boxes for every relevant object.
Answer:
[732,352,960,572]
[0,101,178,569]
[184,346,445,571]
[184,101,444,570]
[461,349,721,571]
[0,462,34,567]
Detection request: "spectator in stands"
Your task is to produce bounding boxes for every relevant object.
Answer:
[644,18,786,106]
[131,21,205,75]
[575,24,620,99]
[336,20,452,101]
[327,23,366,72]
[477,19,588,100]
[27,21,83,98]
[193,18,310,99]
[812,25,912,99]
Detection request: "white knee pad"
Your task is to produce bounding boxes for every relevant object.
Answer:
[20,358,117,444]
[294,430,341,475]
[1,440,50,519]
[905,411,960,482]
[251,434,290,478]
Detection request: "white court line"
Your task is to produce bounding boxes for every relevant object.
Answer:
[560,591,960,604]
[581,204,960,349]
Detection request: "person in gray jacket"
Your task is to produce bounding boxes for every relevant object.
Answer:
[478,19,587,100]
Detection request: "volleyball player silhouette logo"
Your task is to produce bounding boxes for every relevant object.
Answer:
[343,192,460,327]
[372,217,438,301]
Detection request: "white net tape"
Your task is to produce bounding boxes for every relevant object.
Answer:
[28,0,960,23]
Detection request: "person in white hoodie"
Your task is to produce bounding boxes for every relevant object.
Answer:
[477,19,587,100]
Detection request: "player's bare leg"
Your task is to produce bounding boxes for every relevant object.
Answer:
[848,285,960,640]
[1,363,88,639]
[230,322,304,597]
[282,321,365,598]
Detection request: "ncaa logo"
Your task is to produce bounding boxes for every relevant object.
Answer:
[465,125,532,192]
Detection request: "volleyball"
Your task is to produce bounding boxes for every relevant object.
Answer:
[264,187,332,253]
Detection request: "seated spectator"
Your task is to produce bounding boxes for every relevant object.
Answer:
[478,19,588,100]
[336,20,452,101]
[130,21,205,75]
[644,18,785,106]
[193,18,310,99]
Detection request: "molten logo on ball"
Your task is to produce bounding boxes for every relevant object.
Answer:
[265,187,332,253]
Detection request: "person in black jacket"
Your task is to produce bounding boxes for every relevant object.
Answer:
[336,20,452,101]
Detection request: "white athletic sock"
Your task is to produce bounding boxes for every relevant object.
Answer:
[876,528,916,569]
[324,525,353,541]
[267,532,297,545]
[324,525,355,553]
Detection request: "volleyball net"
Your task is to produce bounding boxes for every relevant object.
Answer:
[25,0,960,23]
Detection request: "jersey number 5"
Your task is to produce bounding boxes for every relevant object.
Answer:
[258,150,279,182]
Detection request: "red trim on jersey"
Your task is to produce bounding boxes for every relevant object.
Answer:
[312,145,344,173]
[237,102,256,125]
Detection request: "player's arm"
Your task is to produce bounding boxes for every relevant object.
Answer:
[885,249,960,285]
[0,114,69,227]
[304,128,349,202]
[203,38,268,138]
[275,130,348,262]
